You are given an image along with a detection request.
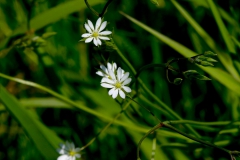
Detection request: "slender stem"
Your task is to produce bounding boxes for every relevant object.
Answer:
[99,0,114,17]
[80,99,132,150]
[137,123,163,160]
[151,133,157,160]
[135,63,166,81]
[168,120,240,126]
[138,94,173,119]
[133,63,166,90]
[162,122,230,153]
[113,42,201,138]
[127,95,161,123]
[84,0,99,16]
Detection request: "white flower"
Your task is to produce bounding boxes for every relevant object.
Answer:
[101,67,132,99]
[57,141,81,160]
[96,62,117,82]
[81,17,112,46]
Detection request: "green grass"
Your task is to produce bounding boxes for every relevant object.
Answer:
[0,0,239,160]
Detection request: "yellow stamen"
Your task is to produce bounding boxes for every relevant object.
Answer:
[115,82,122,88]
[69,150,76,156]
[92,32,99,38]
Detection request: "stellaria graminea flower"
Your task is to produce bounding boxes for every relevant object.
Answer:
[101,67,132,99]
[96,62,117,82]
[81,17,112,46]
[57,141,81,160]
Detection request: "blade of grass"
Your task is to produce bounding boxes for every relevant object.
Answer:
[191,0,239,28]
[207,0,236,54]
[120,11,240,96]
[0,85,62,160]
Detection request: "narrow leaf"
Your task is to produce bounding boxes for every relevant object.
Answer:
[0,85,62,159]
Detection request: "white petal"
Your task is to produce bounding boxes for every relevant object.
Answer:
[99,21,107,32]
[81,33,91,38]
[117,67,122,81]
[112,89,118,99]
[101,83,114,88]
[108,68,116,80]
[95,17,102,30]
[97,38,102,46]
[70,142,74,148]
[107,62,112,70]
[98,36,110,40]
[101,78,115,84]
[119,89,125,99]
[57,149,65,155]
[122,86,131,93]
[93,38,98,46]
[75,154,81,158]
[87,20,94,30]
[99,31,112,35]
[65,141,71,149]
[122,78,131,85]
[112,63,117,71]
[85,37,93,43]
[120,72,129,82]
[108,88,116,95]
[100,65,108,73]
[57,155,69,160]
[96,71,104,76]
[72,157,76,160]
[84,23,92,33]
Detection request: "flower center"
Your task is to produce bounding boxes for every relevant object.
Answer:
[69,150,76,156]
[115,82,122,88]
[92,32,99,38]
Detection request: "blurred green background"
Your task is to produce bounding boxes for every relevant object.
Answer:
[0,0,240,159]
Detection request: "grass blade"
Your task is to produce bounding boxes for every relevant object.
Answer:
[207,0,236,54]
[0,85,62,160]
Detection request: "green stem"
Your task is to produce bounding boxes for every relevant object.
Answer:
[162,122,230,153]
[168,120,240,126]
[99,0,114,17]
[114,43,201,138]
[84,0,99,16]
[134,63,166,81]
[137,123,163,160]
[80,99,132,150]
[127,95,161,123]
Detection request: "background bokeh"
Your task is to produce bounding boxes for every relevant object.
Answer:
[0,0,239,159]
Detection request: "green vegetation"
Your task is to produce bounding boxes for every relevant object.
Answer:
[0,0,239,159]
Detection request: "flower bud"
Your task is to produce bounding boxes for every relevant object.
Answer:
[183,70,211,80]
[173,78,183,85]
[200,61,214,67]
[204,51,217,57]
[206,58,218,63]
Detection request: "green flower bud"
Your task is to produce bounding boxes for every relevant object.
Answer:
[200,61,214,67]
[183,70,211,80]
[204,51,217,57]
[173,78,183,85]
[206,58,218,63]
